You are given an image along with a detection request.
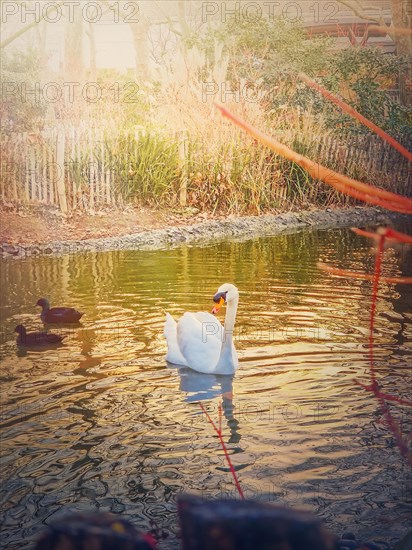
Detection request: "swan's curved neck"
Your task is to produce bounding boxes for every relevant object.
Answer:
[215,293,239,373]
[223,295,238,345]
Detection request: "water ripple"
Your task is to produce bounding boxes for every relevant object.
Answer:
[0,227,411,548]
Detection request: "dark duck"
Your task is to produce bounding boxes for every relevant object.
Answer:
[15,325,66,347]
[36,298,84,323]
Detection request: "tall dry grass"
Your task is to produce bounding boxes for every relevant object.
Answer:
[143,42,351,214]
[3,38,405,214]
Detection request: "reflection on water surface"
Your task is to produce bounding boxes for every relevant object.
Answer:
[1,227,411,548]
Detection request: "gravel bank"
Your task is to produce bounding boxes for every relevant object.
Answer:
[1,207,409,259]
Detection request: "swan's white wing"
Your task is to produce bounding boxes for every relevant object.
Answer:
[177,312,223,373]
[164,312,189,366]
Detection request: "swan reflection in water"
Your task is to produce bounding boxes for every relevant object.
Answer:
[167,363,241,444]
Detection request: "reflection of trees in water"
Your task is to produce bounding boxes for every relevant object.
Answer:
[1,250,119,322]
[354,239,412,348]
[391,241,412,347]
[2,226,409,358]
[0,226,376,312]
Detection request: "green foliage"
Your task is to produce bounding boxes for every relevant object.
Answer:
[205,15,411,144]
[68,131,181,205]
[214,15,332,86]
[3,19,408,214]
[93,69,151,130]
[1,48,47,134]
[113,132,180,203]
[228,16,331,74]
[322,48,411,142]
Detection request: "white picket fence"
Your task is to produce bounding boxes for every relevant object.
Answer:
[0,125,409,212]
[1,126,143,212]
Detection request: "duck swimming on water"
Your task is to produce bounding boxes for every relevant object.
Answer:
[36,298,84,323]
[15,325,66,347]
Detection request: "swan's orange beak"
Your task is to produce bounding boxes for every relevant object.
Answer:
[212,296,225,314]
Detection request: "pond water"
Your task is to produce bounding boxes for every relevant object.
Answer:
[1,226,411,549]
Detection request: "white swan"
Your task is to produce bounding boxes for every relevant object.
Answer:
[164,283,239,375]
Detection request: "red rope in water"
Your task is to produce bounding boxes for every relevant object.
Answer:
[368,233,384,389]
[355,381,412,407]
[320,227,412,460]
[199,402,245,499]
[368,233,412,466]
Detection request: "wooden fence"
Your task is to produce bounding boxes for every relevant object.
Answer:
[0,126,410,212]
[0,126,147,213]
[313,135,411,193]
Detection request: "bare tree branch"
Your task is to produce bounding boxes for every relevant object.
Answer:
[0,0,65,49]
[336,0,387,27]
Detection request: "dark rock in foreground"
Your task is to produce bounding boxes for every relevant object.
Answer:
[178,494,336,549]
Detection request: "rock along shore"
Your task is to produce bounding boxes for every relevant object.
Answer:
[1,206,409,259]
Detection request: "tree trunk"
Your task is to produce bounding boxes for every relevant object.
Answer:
[87,22,97,81]
[391,0,411,104]
[64,15,84,82]
[128,20,150,81]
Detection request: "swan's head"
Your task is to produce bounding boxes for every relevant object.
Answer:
[212,283,238,314]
